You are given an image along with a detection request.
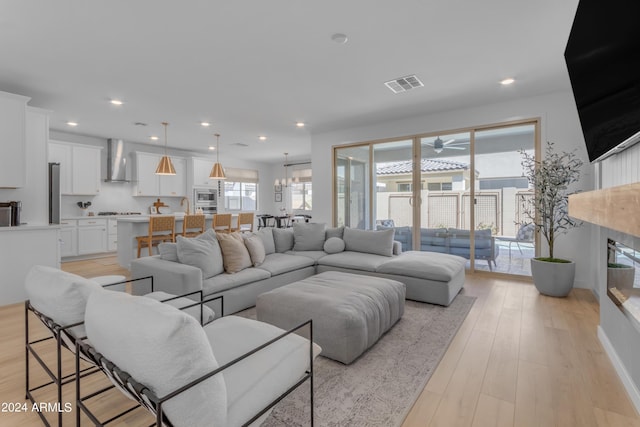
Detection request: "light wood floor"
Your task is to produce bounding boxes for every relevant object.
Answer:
[1,256,638,426]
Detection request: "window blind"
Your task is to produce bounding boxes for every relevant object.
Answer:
[224,167,259,183]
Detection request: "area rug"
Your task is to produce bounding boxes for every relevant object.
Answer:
[238,295,475,427]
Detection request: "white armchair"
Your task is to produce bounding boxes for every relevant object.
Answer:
[77,290,320,427]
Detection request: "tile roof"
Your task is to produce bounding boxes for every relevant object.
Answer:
[376,158,469,175]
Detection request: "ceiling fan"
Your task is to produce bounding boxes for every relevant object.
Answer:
[424,137,469,154]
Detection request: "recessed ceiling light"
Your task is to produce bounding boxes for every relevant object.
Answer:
[331,33,348,44]
[201,122,211,127]
[66,121,78,127]
[110,99,123,105]
[208,145,215,150]
[149,136,159,141]
[500,78,515,85]
[259,136,267,141]
[296,122,305,128]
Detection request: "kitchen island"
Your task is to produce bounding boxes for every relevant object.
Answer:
[117,214,214,268]
[0,224,60,306]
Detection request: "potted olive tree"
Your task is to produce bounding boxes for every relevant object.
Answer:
[520,141,583,297]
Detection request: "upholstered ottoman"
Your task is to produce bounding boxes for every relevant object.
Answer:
[256,271,405,364]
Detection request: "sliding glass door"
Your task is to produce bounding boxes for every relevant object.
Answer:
[333,119,539,276]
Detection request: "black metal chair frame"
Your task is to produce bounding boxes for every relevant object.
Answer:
[25,276,218,427]
[76,316,314,427]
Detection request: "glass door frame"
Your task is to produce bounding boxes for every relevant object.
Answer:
[332,117,541,274]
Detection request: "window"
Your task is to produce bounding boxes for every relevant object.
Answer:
[291,182,312,210]
[397,182,412,192]
[290,165,312,211]
[223,168,258,211]
[427,182,453,191]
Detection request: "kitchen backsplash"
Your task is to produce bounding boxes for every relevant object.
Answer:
[61,182,188,217]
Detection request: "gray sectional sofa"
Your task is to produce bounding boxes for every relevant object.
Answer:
[131,224,467,314]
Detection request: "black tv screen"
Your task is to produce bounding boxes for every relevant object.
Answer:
[564,0,640,162]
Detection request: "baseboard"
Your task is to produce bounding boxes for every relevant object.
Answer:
[597,326,640,414]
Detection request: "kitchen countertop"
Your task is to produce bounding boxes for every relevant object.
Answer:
[116,213,214,223]
[0,224,61,232]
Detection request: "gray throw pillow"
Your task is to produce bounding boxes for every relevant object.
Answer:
[272,227,294,253]
[243,234,266,266]
[293,222,326,251]
[176,235,224,279]
[323,237,345,254]
[325,226,345,239]
[255,227,276,254]
[343,227,395,257]
[158,242,178,262]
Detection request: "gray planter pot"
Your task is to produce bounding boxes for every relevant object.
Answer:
[530,258,575,297]
[607,265,635,290]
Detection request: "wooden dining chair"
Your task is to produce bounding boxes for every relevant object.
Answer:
[182,214,206,238]
[236,212,255,233]
[136,215,175,257]
[212,213,232,233]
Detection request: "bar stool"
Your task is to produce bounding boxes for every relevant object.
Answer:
[212,213,232,233]
[181,214,206,238]
[236,212,255,232]
[136,216,175,257]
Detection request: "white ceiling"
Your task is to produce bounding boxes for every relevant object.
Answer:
[0,0,579,163]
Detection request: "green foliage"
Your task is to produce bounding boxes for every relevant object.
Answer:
[520,142,583,260]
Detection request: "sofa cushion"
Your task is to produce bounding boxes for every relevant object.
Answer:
[285,250,328,262]
[85,290,227,427]
[325,226,345,239]
[377,251,467,282]
[318,251,392,272]
[255,227,276,255]
[324,237,345,254]
[176,234,224,279]
[420,228,448,246]
[25,265,102,337]
[217,232,253,273]
[448,228,492,249]
[144,291,216,325]
[293,222,326,251]
[203,267,271,295]
[273,227,294,253]
[255,253,315,276]
[203,316,320,427]
[343,227,395,257]
[243,234,266,266]
[158,242,179,262]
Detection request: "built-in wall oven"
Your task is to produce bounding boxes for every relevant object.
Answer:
[194,188,217,214]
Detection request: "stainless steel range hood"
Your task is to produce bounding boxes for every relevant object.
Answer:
[105,139,129,182]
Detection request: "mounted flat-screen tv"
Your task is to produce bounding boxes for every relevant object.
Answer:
[564,0,640,162]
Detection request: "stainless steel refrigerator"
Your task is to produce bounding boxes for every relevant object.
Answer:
[49,162,61,224]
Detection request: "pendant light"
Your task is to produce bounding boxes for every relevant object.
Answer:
[155,122,176,175]
[209,133,226,179]
[274,152,291,187]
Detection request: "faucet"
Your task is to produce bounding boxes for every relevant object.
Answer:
[180,197,190,214]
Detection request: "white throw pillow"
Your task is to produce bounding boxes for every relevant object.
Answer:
[85,290,227,427]
[144,291,216,325]
[243,234,266,266]
[158,242,179,262]
[323,237,345,254]
[25,265,102,337]
[255,228,276,255]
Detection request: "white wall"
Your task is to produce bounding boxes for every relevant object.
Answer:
[310,90,595,288]
[597,142,640,411]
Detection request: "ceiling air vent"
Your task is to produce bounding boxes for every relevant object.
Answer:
[384,75,424,94]
[231,143,249,148]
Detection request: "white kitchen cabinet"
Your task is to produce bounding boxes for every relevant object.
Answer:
[191,157,216,188]
[77,218,107,255]
[59,219,78,257]
[48,141,102,195]
[0,91,29,188]
[133,151,186,197]
[160,157,186,197]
